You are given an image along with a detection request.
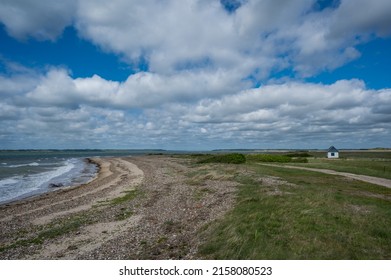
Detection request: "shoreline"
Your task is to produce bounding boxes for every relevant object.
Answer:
[0,157,107,209]
[0,157,101,207]
[0,155,236,259]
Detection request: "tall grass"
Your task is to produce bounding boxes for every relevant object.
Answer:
[198,163,391,259]
[292,158,391,179]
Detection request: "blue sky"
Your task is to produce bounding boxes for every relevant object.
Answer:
[0,0,390,150]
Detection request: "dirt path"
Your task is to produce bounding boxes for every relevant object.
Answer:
[258,164,391,188]
[0,156,237,260]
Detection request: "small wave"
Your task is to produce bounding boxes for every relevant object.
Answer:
[0,159,75,203]
[38,159,76,186]
[0,158,97,204]
[7,162,40,168]
[0,177,20,188]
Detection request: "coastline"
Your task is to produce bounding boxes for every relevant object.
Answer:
[0,155,236,259]
[0,157,101,207]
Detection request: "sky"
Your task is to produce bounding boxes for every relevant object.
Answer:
[0,0,390,150]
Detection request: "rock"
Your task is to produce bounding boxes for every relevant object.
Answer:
[49,183,64,188]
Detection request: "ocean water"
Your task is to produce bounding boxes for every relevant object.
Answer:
[0,149,192,204]
[0,151,103,204]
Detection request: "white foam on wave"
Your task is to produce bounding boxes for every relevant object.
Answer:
[38,161,74,182]
[0,158,78,203]
[0,177,20,188]
[7,162,40,168]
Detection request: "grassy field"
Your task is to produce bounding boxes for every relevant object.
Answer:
[189,151,391,259]
[287,157,391,179]
[244,150,391,179]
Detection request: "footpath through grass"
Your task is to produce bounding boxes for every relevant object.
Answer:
[197,161,391,259]
[289,158,391,180]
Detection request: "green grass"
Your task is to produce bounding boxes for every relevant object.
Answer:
[290,158,391,179]
[193,187,215,201]
[0,214,91,252]
[247,154,292,163]
[309,151,391,160]
[285,152,312,158]
[115,209,133,221]
[107,189,139,205]
[198,162,391,259]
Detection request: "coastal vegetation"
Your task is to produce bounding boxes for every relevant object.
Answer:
[196,153,391,259]
[289,158,391,179]
[175,150,391,259]
[197,153,246,164]
[246,154,292,163]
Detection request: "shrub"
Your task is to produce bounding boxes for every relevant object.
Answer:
[197,153,246,164]
[285,152,312,158]
[291,157,308,163]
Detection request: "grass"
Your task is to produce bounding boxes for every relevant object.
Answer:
[116,209,133,221]
[0,214,92,252]
[289,158,391,179]
[197,161,391,259]
[193,187,215,201]
[309,151,391,160]
[247,154,292,163]
[109,189,139,205]
[95,189,139,206]
[285,152,312,158]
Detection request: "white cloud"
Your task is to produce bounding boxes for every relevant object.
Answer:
[75,0,244,74]
[1,67,390,149]
[24,68,248,109]
[234,0,313,35]
[0,0,76,40]
[328,0,391,39]
[1,0,391,78]
[73,0,391,78]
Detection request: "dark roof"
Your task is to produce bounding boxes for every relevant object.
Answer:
[328,146,339,152]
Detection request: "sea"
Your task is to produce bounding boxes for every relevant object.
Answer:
[0,149,164,205]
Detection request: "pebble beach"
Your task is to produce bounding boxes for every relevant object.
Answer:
[0,155,236,259]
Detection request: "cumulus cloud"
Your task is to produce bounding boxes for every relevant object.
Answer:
[75,0,243,74]
[328,0,391,39]
[1,67,390,149]
[24,67,248,109]
[178,80,391,147]
[72,0,391,78]
[1,0,391,77]
[0,0,76,40]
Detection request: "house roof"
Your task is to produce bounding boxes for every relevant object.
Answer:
[328,146,339,152]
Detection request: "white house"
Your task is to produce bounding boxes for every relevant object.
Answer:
[327,146,339,158]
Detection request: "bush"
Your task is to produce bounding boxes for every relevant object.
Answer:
[285,152,312,158]
[247,154,292,163]
[291,157,308,163]
[197,153,246,164]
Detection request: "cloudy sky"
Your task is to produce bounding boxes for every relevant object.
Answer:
[0,0,390,150]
